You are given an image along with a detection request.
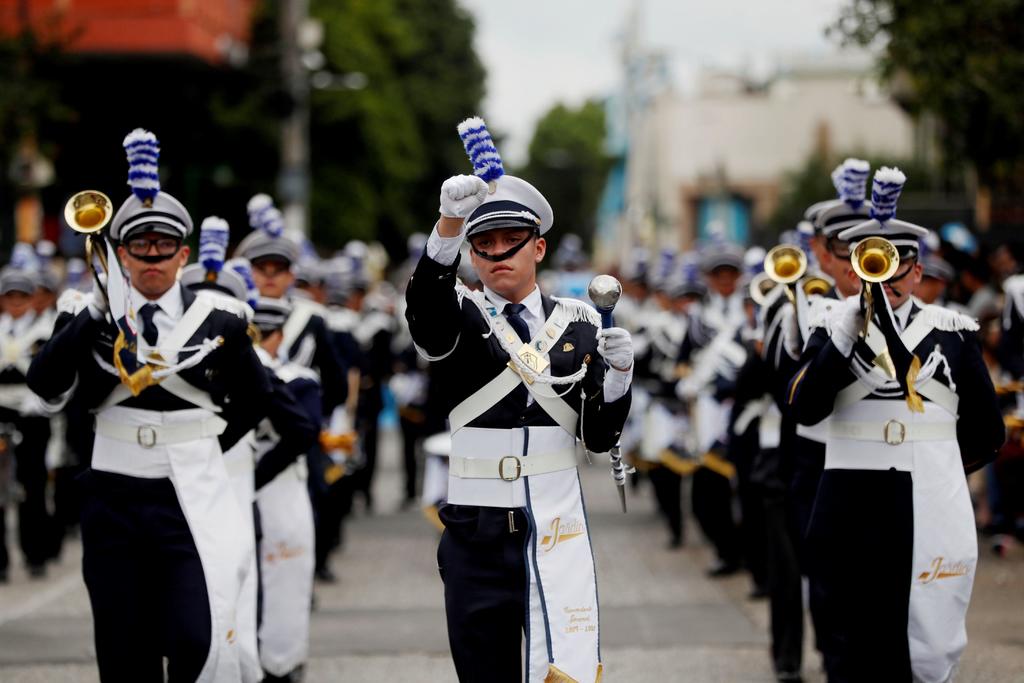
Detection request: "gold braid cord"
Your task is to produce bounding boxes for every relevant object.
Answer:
[905,354,925,413]
[113,331,163,397]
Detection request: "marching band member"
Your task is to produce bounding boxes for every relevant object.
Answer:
[235,198,350,583]
[251,296,321,682]
[676,243,748,577]
[27,129,273,681]
[406,117,631,682]
[0,262,56,579]
[788,168,1004,682]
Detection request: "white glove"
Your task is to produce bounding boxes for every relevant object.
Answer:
[831,299,863,358]
[780,307,802,360]
[87,274,108,322]
[439,174,488,218]
[597,327,633,372]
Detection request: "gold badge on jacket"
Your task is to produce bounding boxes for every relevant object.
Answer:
[562,342,574,352]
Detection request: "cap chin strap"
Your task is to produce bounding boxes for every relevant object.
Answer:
[884,255,918,298]
[134,252,177,264]
[471,230,538,263]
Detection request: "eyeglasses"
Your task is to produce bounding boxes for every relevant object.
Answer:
[125,237,182,258]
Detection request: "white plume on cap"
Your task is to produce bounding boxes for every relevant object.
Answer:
[869,167,907,223]
[199,216,230,274]
[123,128,161,204]
[457,116,504,183]
[10,242,40,271]
[246,193,284,238]
[839,158,870,208]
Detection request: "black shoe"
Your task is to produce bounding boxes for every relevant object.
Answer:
[775,670,802,682]
[706,560,740,578]
[27,564,46,579]
[666,536,684,550]
[0,568,8,584]
[315,566,337,584]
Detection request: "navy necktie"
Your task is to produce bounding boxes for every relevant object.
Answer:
[139,303,160,346]
[503,303,530,343]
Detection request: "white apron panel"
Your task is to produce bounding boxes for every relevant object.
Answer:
[166,426,249,683]
[640,400,677,462]
[694,392,731,454]
[223,436,262,683]
[908,441,976,683]
[525,465,601,683]
[256,459,316,676]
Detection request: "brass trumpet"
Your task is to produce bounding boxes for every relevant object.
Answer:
[851,236,900,283]
[748,271,777,306]
[850,236,900,340]
[764,244,807,285]
[64,190,114,296]
[800,273,832,297]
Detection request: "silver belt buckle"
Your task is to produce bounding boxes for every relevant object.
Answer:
[137,426,158,449]
[498,455,522,482]
[883,419,906,446]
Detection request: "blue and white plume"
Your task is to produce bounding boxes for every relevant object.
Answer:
[10,242,40,271]
[199,216,230,274]
[457,117,504,183]
[36,240,56,266]
[123,129,161,205]
[227,258,259,310]
[246,194,284,238]
[839,158,870,209]
[869,167,907,223]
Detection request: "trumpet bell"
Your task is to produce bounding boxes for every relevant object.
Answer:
[749,272,777,305]
[800,274,832,297]
[851,237,900,283]
[64,190,113,234]
[764,244,807,285]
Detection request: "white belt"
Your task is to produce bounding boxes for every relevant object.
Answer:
[829,419,956,446]
[96,414,227,448]
[449,449,577,481]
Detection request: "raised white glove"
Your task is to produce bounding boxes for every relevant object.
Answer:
[597,327,633,372]
[87,273,108,321]
[831,298,863,358]
[439,174,488,218]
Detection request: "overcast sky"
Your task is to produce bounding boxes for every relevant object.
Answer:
[458,0,848,165]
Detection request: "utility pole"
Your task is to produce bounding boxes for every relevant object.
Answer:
[279,0,311,235]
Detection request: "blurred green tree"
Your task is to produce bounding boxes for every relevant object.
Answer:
[309,0,485,256]
[517,100,611,260]
[830,0,1024,192]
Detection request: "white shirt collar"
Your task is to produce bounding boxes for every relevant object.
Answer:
[483,285,543,322]
[893,298,914,331]
[130,283,184,319]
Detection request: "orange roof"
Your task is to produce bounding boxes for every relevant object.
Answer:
[0,0,256,64]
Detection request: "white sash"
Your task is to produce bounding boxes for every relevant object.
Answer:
[834,316,959,416]
[256,458,315,676]
[100,299,224,412]
[280,299,320,366]
[0,314,51,376]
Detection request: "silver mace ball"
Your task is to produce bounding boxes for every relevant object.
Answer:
[588,274,622,310]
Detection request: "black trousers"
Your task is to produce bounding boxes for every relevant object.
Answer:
[691,466,741,566]
[790,439,828,657]
[437,504,529,683]
[399,413,423,501]
[80,470,212,683]
[806,469,914,682]
[763,492,803,674]
[11,414,54,567]
[649,466,683,544]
